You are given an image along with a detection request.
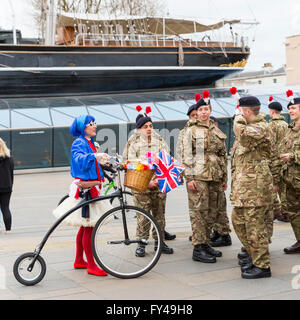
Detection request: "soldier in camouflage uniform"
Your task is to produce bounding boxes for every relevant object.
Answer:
[122,106,174,256]
[279,94,300,254]
[268,99,289,227]
[177,92,228,263]
[209,116,232,247]
[230,96,280,279]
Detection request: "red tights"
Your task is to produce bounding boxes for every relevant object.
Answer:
[74,226,107,276]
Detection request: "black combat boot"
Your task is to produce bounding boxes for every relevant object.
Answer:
[210,231,220,242]
[135,244,146,257]
[238,256,252,266]
[164,231,176,241]
[192,244,216,263]
[154,241,174,254]
[210,234,232,247]
[202,244,222,257]
[241,262,253,273]
[237,251,250,260]
[242,266,271,279]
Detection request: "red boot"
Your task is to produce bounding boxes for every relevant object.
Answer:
[74,226,88,269]
[82,227,107,276]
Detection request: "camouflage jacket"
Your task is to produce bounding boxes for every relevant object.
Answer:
[231,113,280,207]
[269,115,288,156]
[122,129,169,193]
[176,119,227,183]
[279,122,300,189]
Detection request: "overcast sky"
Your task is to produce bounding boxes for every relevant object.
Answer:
[1,0,299,71]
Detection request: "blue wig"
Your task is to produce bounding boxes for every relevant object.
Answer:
[70,115,95,137]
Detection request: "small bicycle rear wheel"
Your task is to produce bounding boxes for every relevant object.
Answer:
[13,252,46,286]
[91,205,162,279]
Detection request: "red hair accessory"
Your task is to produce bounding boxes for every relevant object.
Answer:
[286,90,294,104]
[195,93,201,102]
[145,106,152,116]
[229,87,237,95]
[136,105,143,114]
[202,90,210,104]
[230,87,241,114]
[268,96,273,105]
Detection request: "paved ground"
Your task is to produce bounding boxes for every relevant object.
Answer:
[0,169,300,300]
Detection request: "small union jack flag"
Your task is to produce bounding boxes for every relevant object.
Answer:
[153,150,185,193]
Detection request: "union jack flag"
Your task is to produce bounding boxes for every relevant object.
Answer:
[153,150,185,193]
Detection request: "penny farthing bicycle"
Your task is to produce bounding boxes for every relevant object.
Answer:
[13,154,163,286]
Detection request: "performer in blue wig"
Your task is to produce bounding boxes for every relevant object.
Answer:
[53,114,111,277]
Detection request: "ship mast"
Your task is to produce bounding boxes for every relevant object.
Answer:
[45,0,57,45]
[8,0,17,44]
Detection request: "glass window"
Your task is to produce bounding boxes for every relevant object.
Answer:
[51,106,88,118]
[0,110,10,128]
[13,108,52,126]
[46,98,84,108]
[11,110,49,129]
[121,105,141,122]
[6,99,47,110]
[156,101,188,120]
[124,103,164,121]
[87,106,127,124]
[78,96,116,105]
[50,109,75,127]
[87,104,128,122]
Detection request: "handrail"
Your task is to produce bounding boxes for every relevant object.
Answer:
[74,32,247,48]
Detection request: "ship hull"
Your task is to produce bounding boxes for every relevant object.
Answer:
[0,66,242,98]
[0,44,247,98]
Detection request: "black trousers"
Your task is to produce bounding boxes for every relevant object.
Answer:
[0,192,12,231]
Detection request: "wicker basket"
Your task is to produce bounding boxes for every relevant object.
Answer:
[124,162,154,192]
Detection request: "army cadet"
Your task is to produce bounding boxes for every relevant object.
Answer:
[209,116,232,247]
[268,97,289,225]
[279,90,300,254]
[122,106,174,256]
[176,100,199,243]
[230,95,280,279]
[177,91,228,263]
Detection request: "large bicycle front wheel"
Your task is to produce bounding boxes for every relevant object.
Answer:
[91,205,163,279]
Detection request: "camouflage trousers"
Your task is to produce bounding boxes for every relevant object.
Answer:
[284,183,300,240]
[212,189,231,235]
[232,206,270,269]
[272,180,287,214]
[187,180,220,245]
[264,206,274,244]
[133,191,166,241]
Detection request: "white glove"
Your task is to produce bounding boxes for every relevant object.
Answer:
[95,153,111,165]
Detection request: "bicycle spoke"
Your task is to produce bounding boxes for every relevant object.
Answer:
[92,206,162,278]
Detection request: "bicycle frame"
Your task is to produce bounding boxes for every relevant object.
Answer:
[28,160,128,272]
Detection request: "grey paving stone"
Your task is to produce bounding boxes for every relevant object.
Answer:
[195,277,294,300]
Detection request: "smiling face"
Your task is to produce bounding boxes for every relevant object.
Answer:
[289,104,300,123]
[84,120,97,137]
[197,105,211,122]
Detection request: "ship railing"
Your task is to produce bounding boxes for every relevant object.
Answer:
[74,32,242,48]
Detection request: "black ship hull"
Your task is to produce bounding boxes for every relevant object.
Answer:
[0,44,248,98]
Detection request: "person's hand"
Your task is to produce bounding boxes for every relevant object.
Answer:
[187,180,197,192]
[95,153,111,165]
[222,181,227,191]
[148,179,159,190]
[273,184,278,194]
[280,153,291,163]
